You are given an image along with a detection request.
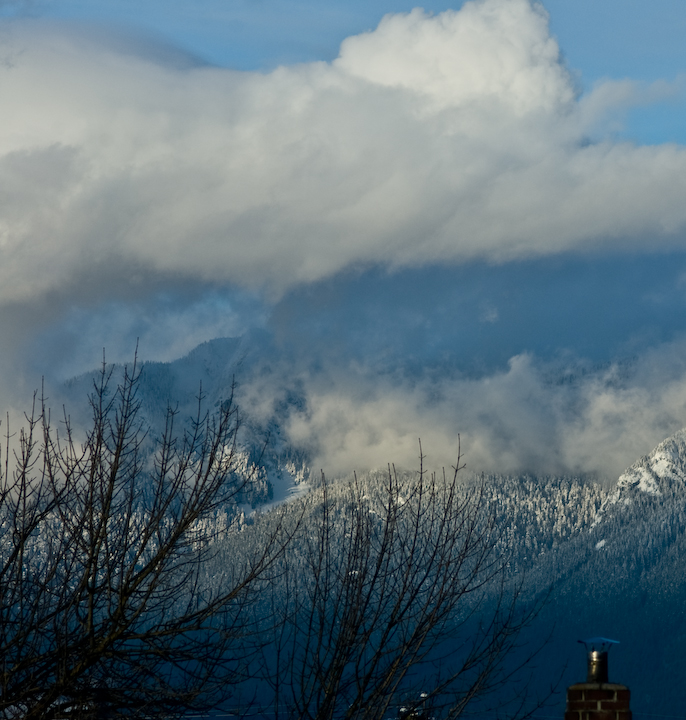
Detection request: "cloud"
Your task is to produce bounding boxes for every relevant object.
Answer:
[335,2,573,114]
[3,0,686,482]
[1,0,686,312]
[282,342,686,481]
[29,289,266,380]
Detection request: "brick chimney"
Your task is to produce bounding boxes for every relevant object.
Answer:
[565,637,631,720]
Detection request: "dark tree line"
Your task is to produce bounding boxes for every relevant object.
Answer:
[0,362,545,719]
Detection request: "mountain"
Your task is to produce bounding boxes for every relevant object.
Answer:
[524,425,686,716]
[617,428,686,492]
[591,426,686,530]
[60,333,311,508]
[58,337,686,717]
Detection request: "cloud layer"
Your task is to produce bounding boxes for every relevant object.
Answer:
[4,1,686,481]
[283,342,686,482]
[2,0,686,309]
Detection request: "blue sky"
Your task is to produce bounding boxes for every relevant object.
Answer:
[6,0,686,143]
[3,0,686,479]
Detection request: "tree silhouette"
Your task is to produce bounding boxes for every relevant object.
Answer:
[258,444,543,720]
[0,358,290,719]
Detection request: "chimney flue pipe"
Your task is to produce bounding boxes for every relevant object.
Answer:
[586,649,608,683]
[564,637,631,720]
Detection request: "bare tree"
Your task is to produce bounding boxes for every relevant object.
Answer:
[258,445,543,720]
[0,358,290,719]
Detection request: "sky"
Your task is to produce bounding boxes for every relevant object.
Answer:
[2,0,686,480]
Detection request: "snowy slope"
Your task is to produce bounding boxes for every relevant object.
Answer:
[616,427,686,494]
[592,427,686,527]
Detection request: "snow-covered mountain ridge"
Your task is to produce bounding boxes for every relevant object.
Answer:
[617,427,686,494]
[592,426,686,527]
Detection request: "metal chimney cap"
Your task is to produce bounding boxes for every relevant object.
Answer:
[578,637,619,652]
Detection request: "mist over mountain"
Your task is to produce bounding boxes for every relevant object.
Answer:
[56,314,686,485]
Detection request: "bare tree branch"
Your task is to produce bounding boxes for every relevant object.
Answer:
[255,443,544,720]
[0,357,294,719]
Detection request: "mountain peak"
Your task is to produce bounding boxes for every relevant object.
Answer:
[592,427,686,527]
[616,427,686,496]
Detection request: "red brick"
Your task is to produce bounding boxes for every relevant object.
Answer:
[565,682,631,720]
[586,711,616,720]
[568,701,602,711]
[600,700,631,711]
[584,690,616,701]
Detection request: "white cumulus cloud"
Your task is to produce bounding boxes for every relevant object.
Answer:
[0,0,685,311]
